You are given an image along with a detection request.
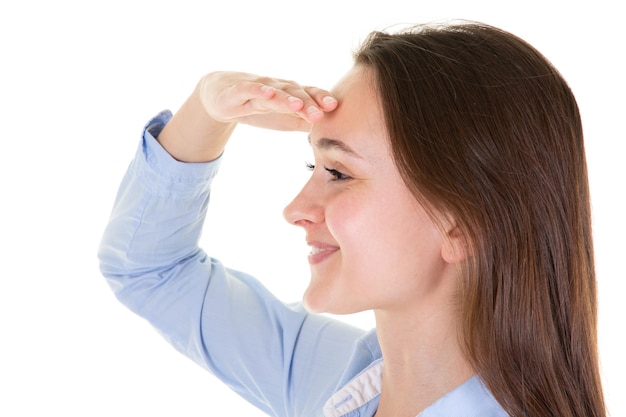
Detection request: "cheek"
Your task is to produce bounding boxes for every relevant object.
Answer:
[326,194,400,274]
[338,194,444,279]
[325,194,371,253]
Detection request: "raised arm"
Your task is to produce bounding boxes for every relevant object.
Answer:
[98,73,367,416]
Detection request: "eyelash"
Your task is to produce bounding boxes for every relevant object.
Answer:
[305,162,350,181]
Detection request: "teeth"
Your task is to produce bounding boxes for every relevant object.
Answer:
[310,247,326,255]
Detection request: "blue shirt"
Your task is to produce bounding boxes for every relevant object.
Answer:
[98,111,509,417]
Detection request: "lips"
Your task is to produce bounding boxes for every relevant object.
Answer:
[307,241,339,265]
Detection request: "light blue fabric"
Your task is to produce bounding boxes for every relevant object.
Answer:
[98,111,509,417]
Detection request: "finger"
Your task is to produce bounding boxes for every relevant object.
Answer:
[257,84,306,113]
[287,86,338,123]
[242,77,336,123]
[223,80,278,108]
[271,86,327,123]
[304,86,338,111]
[228,82,306,119]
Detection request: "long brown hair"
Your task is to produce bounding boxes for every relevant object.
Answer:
[355,22,605,416]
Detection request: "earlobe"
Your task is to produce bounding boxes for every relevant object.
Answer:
[441,225,468,264]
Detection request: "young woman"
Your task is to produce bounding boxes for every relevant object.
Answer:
[99,22,606,416]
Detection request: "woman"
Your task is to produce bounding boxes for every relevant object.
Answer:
[99,22,606,416]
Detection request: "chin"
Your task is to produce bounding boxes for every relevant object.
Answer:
[302,278,367,315]
[302,289,339,314]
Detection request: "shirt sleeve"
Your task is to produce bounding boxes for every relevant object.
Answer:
[97,111,367,417]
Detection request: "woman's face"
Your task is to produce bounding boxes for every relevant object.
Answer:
[283,66,453,315]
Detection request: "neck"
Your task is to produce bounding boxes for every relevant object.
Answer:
[373,303,474,417]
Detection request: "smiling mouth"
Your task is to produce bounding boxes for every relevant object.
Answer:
[307,245,339,264]
[309,246,330,255]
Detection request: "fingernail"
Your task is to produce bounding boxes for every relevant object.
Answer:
[322,96,337,105]
[288,96,302,103]
[307,106,322,116]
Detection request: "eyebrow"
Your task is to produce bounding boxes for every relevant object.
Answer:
[308,136,363,159]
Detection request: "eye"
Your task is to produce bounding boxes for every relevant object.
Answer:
[305,162,351,181]
[324,167,350,181]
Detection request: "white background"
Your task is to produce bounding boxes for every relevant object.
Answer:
[1,0,624,415]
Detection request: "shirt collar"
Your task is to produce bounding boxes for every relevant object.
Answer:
[323,359,508,417]
[323,359,383,417]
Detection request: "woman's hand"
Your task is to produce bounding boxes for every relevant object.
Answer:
[157,71,338,163]
[200,71,338,130]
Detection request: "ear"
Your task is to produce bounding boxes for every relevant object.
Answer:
[441,222,468,264]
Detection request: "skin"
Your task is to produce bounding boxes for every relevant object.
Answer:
[157,65,474,417]
[284,67,453,316]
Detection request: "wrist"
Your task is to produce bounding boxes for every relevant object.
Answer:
[157,88,236,163]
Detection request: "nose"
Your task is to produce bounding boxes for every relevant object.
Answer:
[283,177,324,227]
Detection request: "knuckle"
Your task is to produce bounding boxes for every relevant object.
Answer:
[257,76,274,85]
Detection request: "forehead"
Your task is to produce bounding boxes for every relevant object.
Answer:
[329,65,378,109]
[310,66,389,159]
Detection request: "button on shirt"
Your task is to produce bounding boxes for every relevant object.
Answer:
[98,111,509,417]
